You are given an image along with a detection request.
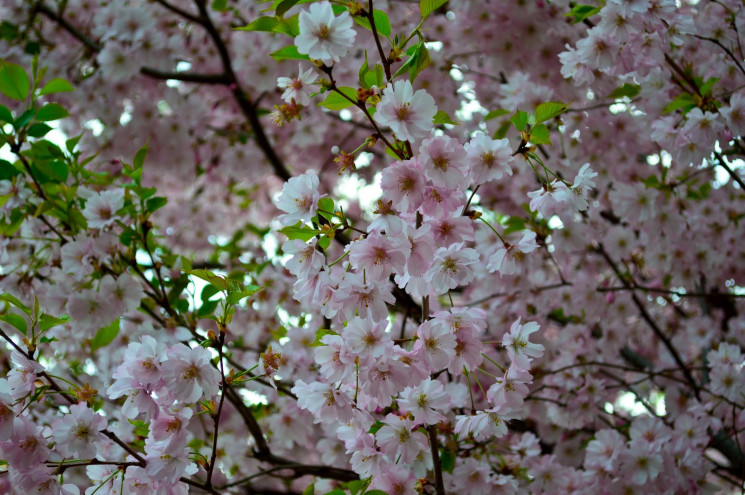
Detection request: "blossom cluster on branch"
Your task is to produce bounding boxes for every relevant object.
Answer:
[0,0,743,494]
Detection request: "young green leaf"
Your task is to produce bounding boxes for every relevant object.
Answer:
[270,45,310,61]
[279,222,323,241]
[39,77,74,95]
[236,16,279,32]
[0,60,30,101]
[318,87,357,111]
[433,110,458,125]
[608,83,641,99]
[484,109,510,121]
[510,110,529,132]
[39,313,70,332]
[0,104,12,123]
[35,103,68,122]
[529,123,551,145]
[91,318,120,351]
[565,4,600,24]
[420,0,448,20]
[534,102,568,123]
[0,313,27,335]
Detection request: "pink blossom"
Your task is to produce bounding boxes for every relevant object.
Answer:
[418,135,467,187]
[144,433,198,486]
[348,230,411,282]
[295,1,356,65]
[283,238,324,280]
[463,132,513,185]
[292,380,353,424]
[343,317,392,360]
[414,320,457,372]
[7,350,44,400]
[380,158,427,213]
[502,317,543,370]
[487,230,539,276]
[161,344,221,403]
[375,413,428,464]
[82,190,124,230]
[276,172,321,226]
[375,80,437,142]
[51,403,107,459]
[277,64,317,105]
[398,378,450,425]
[425,243,480,294]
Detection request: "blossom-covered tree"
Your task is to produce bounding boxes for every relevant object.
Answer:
[0,0,744,493]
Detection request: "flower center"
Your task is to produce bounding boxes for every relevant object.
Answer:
[394,104,411,122]
[315,24,331,40]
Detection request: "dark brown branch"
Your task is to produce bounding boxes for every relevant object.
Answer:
[428,425,446,495]
[153,0,204,25]
[367,0,392,80]
[139,67,229,85]
[594,244,701,401]
[192,0,291,181]
[692,34,745,78]
[713,151,745,190]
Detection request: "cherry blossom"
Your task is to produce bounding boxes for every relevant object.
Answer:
[295,1,356,65]
[374,80,437,142]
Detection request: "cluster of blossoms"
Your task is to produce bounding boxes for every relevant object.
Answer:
[0,0,743,493]
[0,339,219,493]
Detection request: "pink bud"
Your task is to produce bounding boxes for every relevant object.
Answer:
[605,292,616,304]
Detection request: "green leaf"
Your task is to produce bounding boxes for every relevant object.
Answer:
[211,0,228,11]
[188,269,229,291]
[0,313,27,335]
[201,284,221,302]
[34,160,68,183]
[317,197,335,221]
[39,313,70,332]
[226,286,262,306]
[529,123,551,145]
[322,491,345,495]
[237,16,279,32]
[565,4,600,24]
[348,479,368,495]
[502,217,527,235]
[318,87,357,110]
[363,490,389,495]
[311,328,339,347]
[302,483,314,495]
[354,10,392,38]
[91,318,120,351]
[493,119,511,139]
[608,83,641,99]
[534,102,568,123]
[433,110,458,125]
[270,45,310,61]
[510,110,529,132]
[0,60,30,101]
[279,222,323,241]
[318,234,330,250]
[408,43,430,82]
[484,109,510,121]
[700,77,719,96]
[0,104,12,123]
[664,93,696,114]
[145,196,168,213]
[27,123,52,138]
[440,448,456,473]
[39,77,74,95]
[133,144,148,170]
[129,419,150,437]
[420,0,448,20]
[276,0,299,17]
